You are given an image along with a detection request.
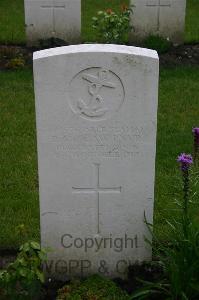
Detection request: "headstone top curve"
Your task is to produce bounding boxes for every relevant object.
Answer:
[33,44,159,61]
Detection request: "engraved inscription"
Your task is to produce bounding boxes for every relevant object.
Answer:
[72,163,121,234]
[51,126,143,159]
[69,68,125,120]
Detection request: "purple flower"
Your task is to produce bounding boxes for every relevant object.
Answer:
[192,127,199,162]
[192,127,199,141]
[177,153,193,171]
[192,127,199,134]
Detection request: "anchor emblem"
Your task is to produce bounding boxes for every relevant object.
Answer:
[77,69,116,118]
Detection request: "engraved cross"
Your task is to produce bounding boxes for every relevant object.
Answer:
[72,163,122,234]
[41,1,65,33]
[146,0,171,31]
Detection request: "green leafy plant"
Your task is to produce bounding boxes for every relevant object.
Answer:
[131,130,199,300]
[0,241,47,300]
[57,274,130,300]
[0,46,26,70]
[144,35,172,54]
[92,5,133,44]
[5,57,25,69]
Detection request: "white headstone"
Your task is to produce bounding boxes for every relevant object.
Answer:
[130,0,186,44]
[24,0,81,46]
[33,44,159,280]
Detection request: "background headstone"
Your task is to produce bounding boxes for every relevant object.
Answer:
[33,44,159,280]
[24,0,81,46]
[130,0,187,44]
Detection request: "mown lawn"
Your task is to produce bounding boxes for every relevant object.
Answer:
[0,0,198,45]
[185,0,199,43]
[155,66,199,238]
[0,0,26,45]
[0,66,199,249]
[0,69,39,248]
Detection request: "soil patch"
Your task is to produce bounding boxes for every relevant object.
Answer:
[160,43,199,67]
[0,43,198,71]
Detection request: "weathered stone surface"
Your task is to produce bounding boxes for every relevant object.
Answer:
[33,44,159,280]
[130,0,186,44]
[24,0,81,46]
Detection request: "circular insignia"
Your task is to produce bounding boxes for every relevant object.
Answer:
[69,67,125,121]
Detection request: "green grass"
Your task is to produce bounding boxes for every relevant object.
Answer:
[185,0,199,43]
[0,69,39,249]
[0,0,198,45]
[0,66,198,249]
[0,0,26,45]
[155,66,199,238]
